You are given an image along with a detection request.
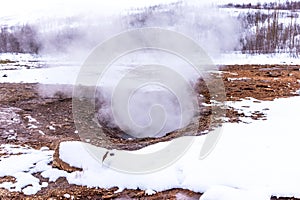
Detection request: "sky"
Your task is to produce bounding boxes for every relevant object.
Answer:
[0,0,281,22]
[0,0,182,26]
[0,0,177,18]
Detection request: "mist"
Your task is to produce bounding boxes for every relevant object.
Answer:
[2,0,240,138]
[1,0,240,60]
[39,1,240,60]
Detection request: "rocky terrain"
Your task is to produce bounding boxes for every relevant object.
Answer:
[1,64,300,199]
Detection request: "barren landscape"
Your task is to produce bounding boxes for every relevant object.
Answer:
[1,0,300,199]
[1,64,300,199]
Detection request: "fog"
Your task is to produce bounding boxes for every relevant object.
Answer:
[1,0,240,59]
[3,0,239,138]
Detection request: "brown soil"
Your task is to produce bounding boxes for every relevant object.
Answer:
[0,64,300,199]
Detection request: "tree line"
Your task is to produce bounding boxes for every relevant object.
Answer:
[238,5,300,56]
[0,25,40,53]
[223,1,300,11]
[0,1,299,56]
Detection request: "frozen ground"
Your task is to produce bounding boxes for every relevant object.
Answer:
[56,96,300,200]
[213,53,300,65]
[1,52,300,85]
[0,144,53,195]
[0,95,300,199]
[0,1,300,199]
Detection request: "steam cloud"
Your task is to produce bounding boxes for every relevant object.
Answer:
[4,1,239,59]
[25,1,239,138]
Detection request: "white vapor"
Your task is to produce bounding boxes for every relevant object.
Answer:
[3,1,239,137]
[1,0,240,60]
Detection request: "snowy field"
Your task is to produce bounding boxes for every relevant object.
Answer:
[1,0,300,199]
[0,52,300,200]
[1,52,300,85]
[0,94,300,199]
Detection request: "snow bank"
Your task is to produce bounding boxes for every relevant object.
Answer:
[1,67,300,199]
[55,96,300,199]
[0,145,53,195]
[214,53,300,65]
[1,52,299,86]
[0,66,80,84]
[200,186,270,200]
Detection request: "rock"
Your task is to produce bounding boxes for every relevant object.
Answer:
[266,71,281,77]
[52,140,82,172]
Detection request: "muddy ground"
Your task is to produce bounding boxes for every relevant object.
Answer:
[0,64,300,199]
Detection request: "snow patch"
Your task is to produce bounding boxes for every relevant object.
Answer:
[214,53,300,65]
[0,144,68,195]
[0,144,64,195]
[200,186,270,200]
[56,96,300,199]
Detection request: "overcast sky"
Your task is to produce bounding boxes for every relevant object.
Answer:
[0,0,282,25]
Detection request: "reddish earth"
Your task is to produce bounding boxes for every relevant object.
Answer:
[0,64,300,199]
